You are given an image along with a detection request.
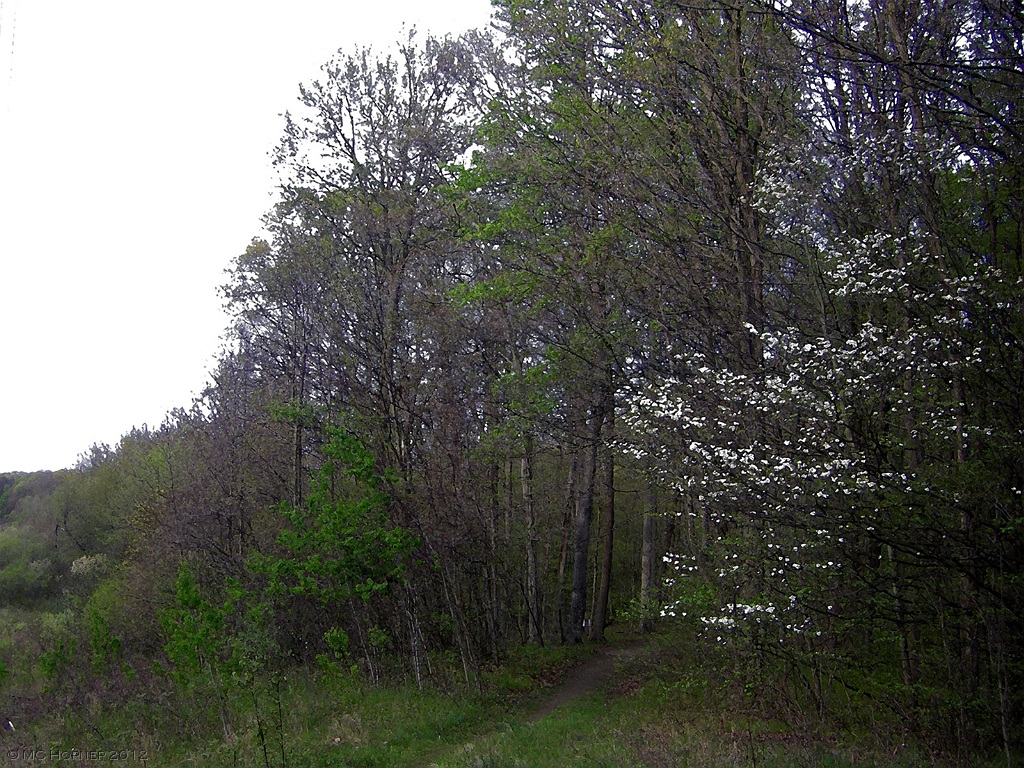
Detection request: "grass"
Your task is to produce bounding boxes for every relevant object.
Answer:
[3,628,1014,767]
[424,676,949,768]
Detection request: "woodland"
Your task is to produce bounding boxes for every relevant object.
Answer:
[0,0,1022,764]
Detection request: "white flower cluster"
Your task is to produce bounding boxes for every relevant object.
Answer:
[687,598,814,645]
[619,126,1017,648]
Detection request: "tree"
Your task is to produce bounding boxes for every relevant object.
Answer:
[263,31,489,473]
[252,427,416,610]
[619,0,1024,751]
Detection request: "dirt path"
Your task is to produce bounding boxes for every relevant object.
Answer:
[525,639,643,721]
[425,638,645,767]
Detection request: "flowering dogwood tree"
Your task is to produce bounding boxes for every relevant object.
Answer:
[619,0,1023,749]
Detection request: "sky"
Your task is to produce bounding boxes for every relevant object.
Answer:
[0,0,496,473]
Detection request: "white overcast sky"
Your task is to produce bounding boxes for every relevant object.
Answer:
[0,0,495,472]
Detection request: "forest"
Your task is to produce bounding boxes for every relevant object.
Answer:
[1,0,1021,765]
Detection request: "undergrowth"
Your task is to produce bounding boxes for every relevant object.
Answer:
[2,625,1014,767]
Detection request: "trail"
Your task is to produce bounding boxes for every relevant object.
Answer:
[425,637,644,767]
[525,639,642,721]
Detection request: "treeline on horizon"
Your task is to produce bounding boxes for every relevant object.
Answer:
[1,0,1022,760]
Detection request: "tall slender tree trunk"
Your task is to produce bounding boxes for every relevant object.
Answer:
[522,433,541,644]
[486,457,500,657]
[569,415,599,644]
[558,407,581,641]
[640,484,658,634]
[591,375,616,641]
[291,315,308,509]
[569,350,608,644]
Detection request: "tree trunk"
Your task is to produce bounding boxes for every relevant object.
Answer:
[486,457,500,657]
[640,484,658,634]
[569,359,607,644]
[522,433,542,644]
[591,378,615,641]
[557,410,580,641]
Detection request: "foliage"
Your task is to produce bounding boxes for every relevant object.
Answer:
[37,610,78,685]
[160,565,234,690]
[251,428,416,605]
[85,597,121,675]
[2,7,1021,760]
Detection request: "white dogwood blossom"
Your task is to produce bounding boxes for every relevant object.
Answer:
[618,110,1021,657]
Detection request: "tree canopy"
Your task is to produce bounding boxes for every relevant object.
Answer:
[2,6,1022,759]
